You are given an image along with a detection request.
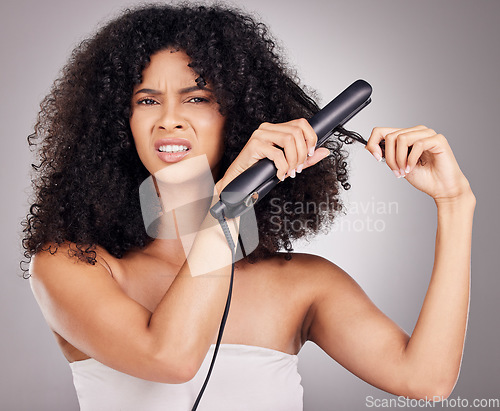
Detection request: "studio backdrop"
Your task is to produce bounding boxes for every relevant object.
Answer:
[1,0,498,410]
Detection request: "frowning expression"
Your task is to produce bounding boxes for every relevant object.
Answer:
[130,48,226,177]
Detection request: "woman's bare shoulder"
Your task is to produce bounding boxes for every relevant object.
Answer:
[29,242,118,282]
[272,252,345,276]
[244,251,348,293]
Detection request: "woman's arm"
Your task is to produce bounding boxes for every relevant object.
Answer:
[30,118,329,383]
[372,126,476,397]
[403,191,474,398]
[308,126,475,399]
[30,200,240,384]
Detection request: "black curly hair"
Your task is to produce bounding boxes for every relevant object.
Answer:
[22,2,356,277]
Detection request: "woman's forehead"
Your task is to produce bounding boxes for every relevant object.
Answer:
[136,49,198,88]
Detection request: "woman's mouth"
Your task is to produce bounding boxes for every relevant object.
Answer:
[155,139,192,163]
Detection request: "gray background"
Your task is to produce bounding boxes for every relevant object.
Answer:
[1,0,499,409]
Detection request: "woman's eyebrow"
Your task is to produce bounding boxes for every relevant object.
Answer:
[134,86,214,95]
[134,88,161,95]
[179,85,213,94]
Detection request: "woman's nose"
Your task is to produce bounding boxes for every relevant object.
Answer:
[157,103,187,131]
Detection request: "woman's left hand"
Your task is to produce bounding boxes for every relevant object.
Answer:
[365,125,473,203]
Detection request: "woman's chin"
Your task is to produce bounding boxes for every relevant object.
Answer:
[153,154,216,192]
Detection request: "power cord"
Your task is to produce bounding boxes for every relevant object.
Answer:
[190,215,236,410]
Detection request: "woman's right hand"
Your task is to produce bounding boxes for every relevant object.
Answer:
[215,119,330,193]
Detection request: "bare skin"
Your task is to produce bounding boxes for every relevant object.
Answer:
[30,49,475,400]
[50,248,316,361]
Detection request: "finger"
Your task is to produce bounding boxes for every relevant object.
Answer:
[260,120,313,173]
[302,147,330,168]
[406,133,447,173]
[395,128,436,175]
[382,125,428,177]
[382,129,400,177]
[275,128,308,174]
[250,128,297,169]
[256,144,290,181]
[291,118,318,158]
[258,128,303,178]
[274,118,318,156]
[273,132,299,176]
[366,126,429,161]
[366,127,400,161]
[284,118,319,175]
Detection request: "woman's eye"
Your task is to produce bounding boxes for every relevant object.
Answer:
[187,97,209,104]
[137,98,158,105]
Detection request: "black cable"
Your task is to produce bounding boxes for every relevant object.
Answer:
[191,216,236,410]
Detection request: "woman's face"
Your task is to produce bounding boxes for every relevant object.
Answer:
[130,48,226,178]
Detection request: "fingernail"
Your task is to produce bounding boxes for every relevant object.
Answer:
[393,169,400,178]
[405,165,411,174]
[308,147,315,157]
[374,152,382,162]
[278,173,285,181]
[399,168,405,177]
[296,163,304,173]
[289,169,296,178]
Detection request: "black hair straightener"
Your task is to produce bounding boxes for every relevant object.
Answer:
[210,79,372,221]
[191,79,372,411]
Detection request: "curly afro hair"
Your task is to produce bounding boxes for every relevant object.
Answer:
[22,3,355,276]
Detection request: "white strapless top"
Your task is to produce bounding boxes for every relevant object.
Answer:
[69,343,303,411]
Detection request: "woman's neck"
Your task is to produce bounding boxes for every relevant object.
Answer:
[144,155,220,265]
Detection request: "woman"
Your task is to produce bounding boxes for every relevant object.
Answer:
[23,4,475,410]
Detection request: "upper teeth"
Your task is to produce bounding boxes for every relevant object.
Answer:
[158,145,189,153]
